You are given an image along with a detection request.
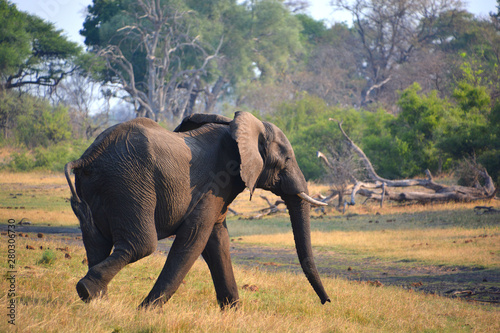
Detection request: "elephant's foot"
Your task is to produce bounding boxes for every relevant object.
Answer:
[138,294,166,310]
[76,276,107,302]
[220,298,240,311]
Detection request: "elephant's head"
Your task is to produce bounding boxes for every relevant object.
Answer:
[230,111,330,304]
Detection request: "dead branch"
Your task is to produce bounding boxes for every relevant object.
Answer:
[316,119,497,212]
[248,196,286,219]
[332,119,446,191]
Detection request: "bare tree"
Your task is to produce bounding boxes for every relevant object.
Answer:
[97,0,223,122]
[331,0,465,107]
[293,38,365,107]
[53,75,113,139]
[317,139,365,207]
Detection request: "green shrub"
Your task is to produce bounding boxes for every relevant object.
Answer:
[37,250,56,265]
[9,151,36,171]
[5,140,90,172]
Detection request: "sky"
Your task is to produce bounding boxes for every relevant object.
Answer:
[12,0,499,46]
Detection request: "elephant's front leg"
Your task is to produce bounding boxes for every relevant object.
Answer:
[139,208,215,308]
[202,219,239,309]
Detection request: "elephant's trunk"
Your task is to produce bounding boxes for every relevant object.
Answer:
[284,194,330,304]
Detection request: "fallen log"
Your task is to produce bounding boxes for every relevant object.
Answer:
[316,120,497,210]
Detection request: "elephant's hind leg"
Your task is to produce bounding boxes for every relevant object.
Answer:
[202,219,239,309]
[77,244,133,302]
[77,211,158,302]
[78,231,113,300]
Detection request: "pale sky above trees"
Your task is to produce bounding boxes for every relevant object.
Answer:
[13,0,497,46]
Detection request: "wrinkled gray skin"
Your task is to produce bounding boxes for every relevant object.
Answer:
[65,111,330,309]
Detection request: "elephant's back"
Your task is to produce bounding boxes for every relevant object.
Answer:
[75,117,189,195]
[79,118,182,167]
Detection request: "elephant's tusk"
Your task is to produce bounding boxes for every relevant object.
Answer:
[297,192,328,206]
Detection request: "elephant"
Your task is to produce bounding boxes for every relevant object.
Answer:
[65,111,330,309]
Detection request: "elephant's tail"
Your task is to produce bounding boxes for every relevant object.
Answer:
[65,160,106,244]
[65,160,83,203]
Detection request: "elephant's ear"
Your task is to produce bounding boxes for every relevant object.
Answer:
[230,111,266,198]
[174,114,232,132]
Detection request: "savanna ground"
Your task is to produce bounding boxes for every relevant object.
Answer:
[0,171,499,332]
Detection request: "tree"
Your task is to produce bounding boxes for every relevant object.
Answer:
[193,0,303,114]
[0,0,81,91]
[266,95,368,180]
[53,74,114,139]
[81,0,225,122]
[292,19,365,107]
[320,120,496,208]
[82,0,304,122]
[390,83,455,176]
[330,0,465,108]
[438,60,495,167]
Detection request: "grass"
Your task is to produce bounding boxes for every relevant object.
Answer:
[0,236,499,333]
[236,227,500,268]
[0,171,499,331]
[228,204,500,268]
[0,171,77,226]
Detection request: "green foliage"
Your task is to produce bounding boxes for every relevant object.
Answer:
[0,0,81,89]
[359,110,398,179]
[16,105,72,148]
[9,151,36,171]
[0,0,30,76]
[6,140,90,172]
[268,95,389,180]
[0,90,71,147]
[246,0,303,81]
[453,61,490,112]
[295,14,328,45]
[1,91,72,147]
[268,71,499,183]
[477,101,500,184]
[0,90,89,172]
[266,95,336,180]
[37,250,56,266]
[439,60,494,161]
[391,83,454,176]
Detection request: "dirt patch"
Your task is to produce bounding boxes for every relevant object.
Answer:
[4,224,498,305]
[228,242,500,305]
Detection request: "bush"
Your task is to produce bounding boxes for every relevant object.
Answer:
[16,104,72,148]
[268,95,396,180]
[37,250,56,265]
[5,140,90,172]
[9,151,36,171]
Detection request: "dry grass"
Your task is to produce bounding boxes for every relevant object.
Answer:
[1,236,498,333]
[0,171,77,226]
[0,209,77,226]
[1,171,499,331]
[0,171,68,185]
